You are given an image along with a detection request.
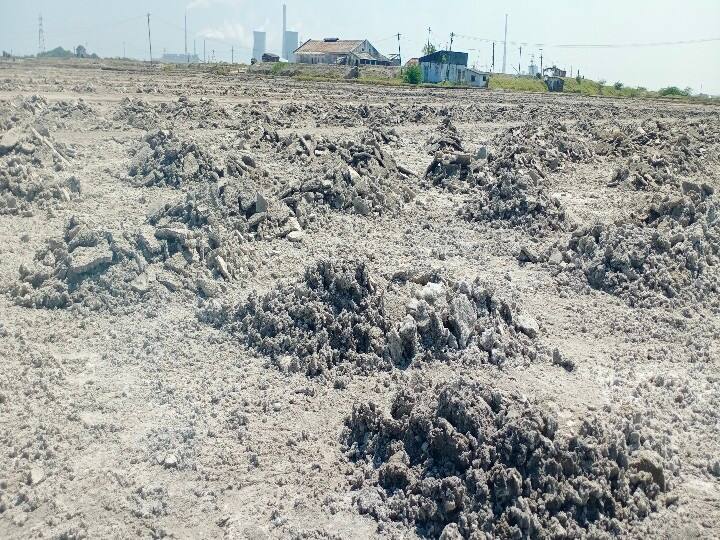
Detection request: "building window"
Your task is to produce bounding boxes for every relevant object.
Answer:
[471,75,476,82]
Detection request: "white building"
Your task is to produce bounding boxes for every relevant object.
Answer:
[294,38,390,66]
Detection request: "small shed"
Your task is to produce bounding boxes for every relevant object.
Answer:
[418,50,488,87]
[261,53,280,63]
[545,76,564,92]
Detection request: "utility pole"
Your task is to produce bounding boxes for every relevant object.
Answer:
[491,42,495,72]
[123,42,126,58]
[518,46,522,75]
[449,32,454,52]
[203,40,206,63]
[38,14,46,55]
[396,33,402,72]
[540,49,543,76]
[185,10,188,63]
[502,14,508,74]
[427,27,431,53]
[231,46,234,64]
[146,13,153,64]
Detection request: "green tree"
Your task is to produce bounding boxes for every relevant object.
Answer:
[613,81,624,90]
[403,64,422,84]
[422,43,437,56]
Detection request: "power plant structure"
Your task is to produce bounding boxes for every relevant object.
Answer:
[281,4,298,62]
[252,31,266,62]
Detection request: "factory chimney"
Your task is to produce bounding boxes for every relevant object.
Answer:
[282,4,287,59]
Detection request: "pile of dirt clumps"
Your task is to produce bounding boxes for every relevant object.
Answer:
[424,152,481,191]
[456,121,592,230]
[224,260,391,376]
[278,133,415,216]
[0,125,80,215]
[9,216,141,310]
[211,262,540,376]
[46,98,96,122]
[426,118,464,154]
[345,379,671,539]
[423,119,479,190]
[561,181,719,307]
[461,168,568,233]
[364,125,402,147]
[113,97,159,130]
[148,177,302,280]
[128,129,224,188]
[9,208,242,310]
[488,121,593,176]
[387,277,540,367]
[597,119,718,190]
[157,96,233,128]
[0,95,48,130]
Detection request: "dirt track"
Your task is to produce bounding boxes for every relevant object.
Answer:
[1,59,719,539]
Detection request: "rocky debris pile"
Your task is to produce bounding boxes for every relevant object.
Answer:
[212,262,540,376]
[0,95,48,130]
[278,133,414,216]
[422,119,490,191]
[424,152,481,191]
[0,125,80,215]
[490,121,594,175]
[46,98,96,121]
[9,209,242,310]
[128,130,224,188]
[148,175,302,278]
[561,181,719,307]
[597,119,718,189]
[426,118,464,154]
[461,168,568,233]
[157,96,232,128]
[274,101,364,127]
[10,217,139,310]
[225,260,391,376]
[387,277,539,367]
[345,379,671,539]
[452,122,589,230]
[114,97,159,130]
[364,126,402,147]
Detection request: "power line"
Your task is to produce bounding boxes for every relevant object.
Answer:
[455,33,720,49]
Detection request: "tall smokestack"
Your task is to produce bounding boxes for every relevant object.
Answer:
[282,4,287,59]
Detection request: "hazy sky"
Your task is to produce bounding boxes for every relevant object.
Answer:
[1,0,719,94]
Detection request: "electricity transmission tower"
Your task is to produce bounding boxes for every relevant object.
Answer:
[38,15,46,54]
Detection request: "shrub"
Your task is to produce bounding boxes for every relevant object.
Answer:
[658,86,689,97]
[614,81,624,90]
[403,64,422,85]
[271,62,284,75]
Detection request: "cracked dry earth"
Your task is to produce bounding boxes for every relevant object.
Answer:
[1,59,719,539]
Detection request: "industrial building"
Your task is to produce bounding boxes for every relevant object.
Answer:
[281,5,298,62]
[252,31,266,63]
[418,50,489,87]
[294,38,390,66]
